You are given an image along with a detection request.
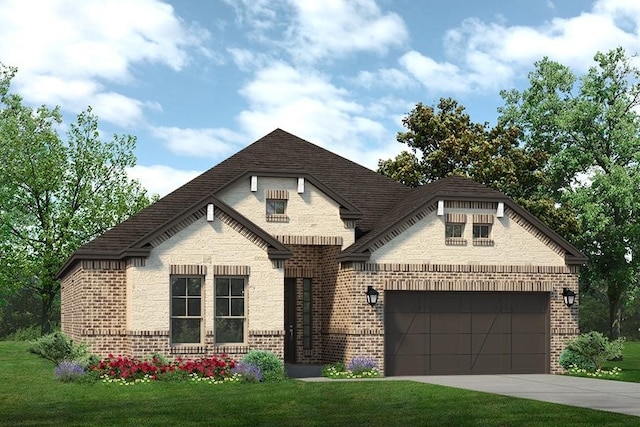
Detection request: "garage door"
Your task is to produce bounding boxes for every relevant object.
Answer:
[385,292,549,375]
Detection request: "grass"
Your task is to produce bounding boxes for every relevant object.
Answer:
[604,340,640,382]
[1,342,639,426]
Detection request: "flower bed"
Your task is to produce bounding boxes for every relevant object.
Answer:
[322,356,380,379]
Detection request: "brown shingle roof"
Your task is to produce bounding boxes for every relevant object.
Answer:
[59,129,410,274]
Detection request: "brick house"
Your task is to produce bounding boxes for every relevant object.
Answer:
[58,129,585,375]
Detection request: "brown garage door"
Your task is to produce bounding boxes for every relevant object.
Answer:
[385,292,549,375]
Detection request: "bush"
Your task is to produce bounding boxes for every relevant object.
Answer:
[28,332,91,366]
[242,350,284,382]
[231,362,263,383]
[4,325,41,341]
[347,356,378,375]
[566,331,625,371]
[54,361,86,383]
[558,348,596,371]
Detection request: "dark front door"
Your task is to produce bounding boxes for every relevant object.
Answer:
[284,278,297,363]
[385,291,550,375]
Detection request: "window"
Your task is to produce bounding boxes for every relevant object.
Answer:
[171,276,202,345]
[215,277,245,344]
[445,223,464,238]
[266,199,286,215]
[473,224,490,239]
[303,278,312,350]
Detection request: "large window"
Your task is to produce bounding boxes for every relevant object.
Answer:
[171,277,202,345]
[303,278,312,350]
[215,277,246,344]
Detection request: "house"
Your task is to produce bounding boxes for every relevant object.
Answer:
[58,129,585,375]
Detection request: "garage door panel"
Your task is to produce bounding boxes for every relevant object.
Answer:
[430,294,471,312]
[386,312,430,334]
[471,313,510,333]
[471,333,510,354]
[387,293,428,313]
[471,293,507,313]
[431,333,470,354]
[431,313,471,333]
[431,355,471,374]
[386,333,428,355]
[512,333,546,354]
[511,354,547,373]
[386,355,430,376]
[511,293,547,313]
[512,313,547,333]
[471,354,511,374]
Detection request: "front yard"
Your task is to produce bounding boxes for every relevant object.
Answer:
[0,341,639,426]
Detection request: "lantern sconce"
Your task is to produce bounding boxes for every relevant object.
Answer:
[562,287,576,308]
[366,286,379,307]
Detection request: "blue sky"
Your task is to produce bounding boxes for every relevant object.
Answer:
[1,0,636,196]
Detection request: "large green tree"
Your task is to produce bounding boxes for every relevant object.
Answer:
[499,47,640,339]
[378,97,579,239]
[0,65,154,334]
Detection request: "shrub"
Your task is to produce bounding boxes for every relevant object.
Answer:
[231,362,263,383]
[559,348,596,371]
[54,360,86,383]
[4,325,41,341]
[242,350,284,382]
[29,332,91,365]
[566,331,625,371]
[347,356,378,375]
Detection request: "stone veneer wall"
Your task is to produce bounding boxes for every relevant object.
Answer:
[326,263,580,375]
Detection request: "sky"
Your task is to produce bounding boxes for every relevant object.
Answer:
[1,0,639,197]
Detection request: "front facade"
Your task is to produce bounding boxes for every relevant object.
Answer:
[59,129,585,375]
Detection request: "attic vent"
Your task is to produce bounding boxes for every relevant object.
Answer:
[473,214,494,224]
[250,176,258,192]
[445,213,466,223]
[266,189,289,200]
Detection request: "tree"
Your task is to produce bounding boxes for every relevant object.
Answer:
[499,47,640,339]
[378,98,579,238]
[0,64,155,334]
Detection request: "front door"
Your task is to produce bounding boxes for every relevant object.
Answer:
[284,278,296,363]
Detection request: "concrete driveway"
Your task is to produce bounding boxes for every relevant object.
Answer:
[398,374,640,417]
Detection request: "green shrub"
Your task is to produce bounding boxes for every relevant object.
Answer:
[558,348,596,371]
[28,331,91,366]
[566,331,625,371]
[4,325,41,341]
[242,350,285,382]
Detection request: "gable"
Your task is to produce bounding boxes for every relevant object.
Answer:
[216,173,357,248]
[368,202,566,266]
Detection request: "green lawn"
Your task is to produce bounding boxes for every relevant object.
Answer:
[0,342,638,426]
[605,340,640,382]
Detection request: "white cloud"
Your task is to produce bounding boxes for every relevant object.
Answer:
[128,165,202,197]
[151,126,246,158]
[236,62,401,169]
[0,0,209,125]
[286,0,409,62]
[399,0,640,95]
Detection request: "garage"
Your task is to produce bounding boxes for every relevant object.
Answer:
[385,291,550,376]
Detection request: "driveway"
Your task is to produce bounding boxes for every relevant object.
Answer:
[398,374,640,417]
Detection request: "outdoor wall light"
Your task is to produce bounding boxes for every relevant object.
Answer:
[366,286,379,306]
[562,287,576,308]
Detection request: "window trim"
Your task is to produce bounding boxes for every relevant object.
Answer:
[214,276,247,345]
[170,275,204,346]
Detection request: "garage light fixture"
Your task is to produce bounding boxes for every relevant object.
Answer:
[366,286,379,306]
[562,288,576,308]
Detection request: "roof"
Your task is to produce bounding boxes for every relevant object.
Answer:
[58,130,586,278]
[57,129,410,276]
[338,175,587,265]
